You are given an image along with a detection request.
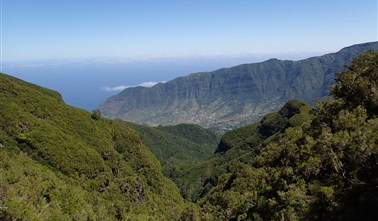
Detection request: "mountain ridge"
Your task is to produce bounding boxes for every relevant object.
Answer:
[99,42,378,130]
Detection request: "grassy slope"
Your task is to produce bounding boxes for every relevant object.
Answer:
[0,73,184,220]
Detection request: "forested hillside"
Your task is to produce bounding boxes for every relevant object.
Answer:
[180,51,378,220]
[125,123,219,166]
[0,73,184,220]
[124,123,220,196]
[0,51,376,221]
[174,100,313,202]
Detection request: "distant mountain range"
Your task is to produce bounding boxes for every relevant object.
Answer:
[99,42,378,130]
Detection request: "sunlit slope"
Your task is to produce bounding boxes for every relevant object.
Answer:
[0,73,184,220]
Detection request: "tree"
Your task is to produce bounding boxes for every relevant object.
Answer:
[91,109,102,120]
[331,50,378,117]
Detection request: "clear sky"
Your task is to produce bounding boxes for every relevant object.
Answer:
[2,0,377,62]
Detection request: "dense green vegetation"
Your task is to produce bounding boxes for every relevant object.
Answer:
[0,73,184,220]
[99,42,377,130]
[216,100,312,153]
[126,123,219,166]
[173,100,313,202]
[125,100,311,202]
[181,51,378,220]
[0,50,377,221]
[124,122,220,199]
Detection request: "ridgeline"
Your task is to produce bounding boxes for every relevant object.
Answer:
[99,42,377,130]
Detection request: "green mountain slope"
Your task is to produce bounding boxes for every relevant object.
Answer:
[1,51,377,221]
[126,123,219,164]
[0,73,184,220]
[176,100,313,202]
[99,42,378,130]
[216,100,313,153]
[183,51,378,220]
[124,123,220,198]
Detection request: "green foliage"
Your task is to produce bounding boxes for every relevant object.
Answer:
[1,51,377,221]
[127,123,219,164]
[259,112,288,136]
[179,203,201,221]
[216,122,261,153]
[125,122,220,200]
[171,100,312,203]
[0,73,184,220]
[195,51,378,220]
[216,100,312,153]
[91,108,102,120]
[331,50,378,116]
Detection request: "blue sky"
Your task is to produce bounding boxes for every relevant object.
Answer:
[2,0,377,61]
[0,0,377,110]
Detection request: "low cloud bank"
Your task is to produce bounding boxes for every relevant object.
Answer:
[102,81,164,92]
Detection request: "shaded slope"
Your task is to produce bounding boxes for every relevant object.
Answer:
[175,100,313,202]
[125,123,220,198]
[0,73,184,220]
[126,123,219,165]
[99,42,378,130]
[216,100,313,153]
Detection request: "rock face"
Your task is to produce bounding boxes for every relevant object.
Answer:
[99,42,378,130]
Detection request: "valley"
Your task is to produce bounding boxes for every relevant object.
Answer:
[2,0,377,220]
[0,48,377,220]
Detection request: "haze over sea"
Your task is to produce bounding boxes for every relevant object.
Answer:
[2,52,321,110]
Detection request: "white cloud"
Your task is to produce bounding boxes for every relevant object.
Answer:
[139,81,160,87]
[102,86,129,92]
[102,81,165,92]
